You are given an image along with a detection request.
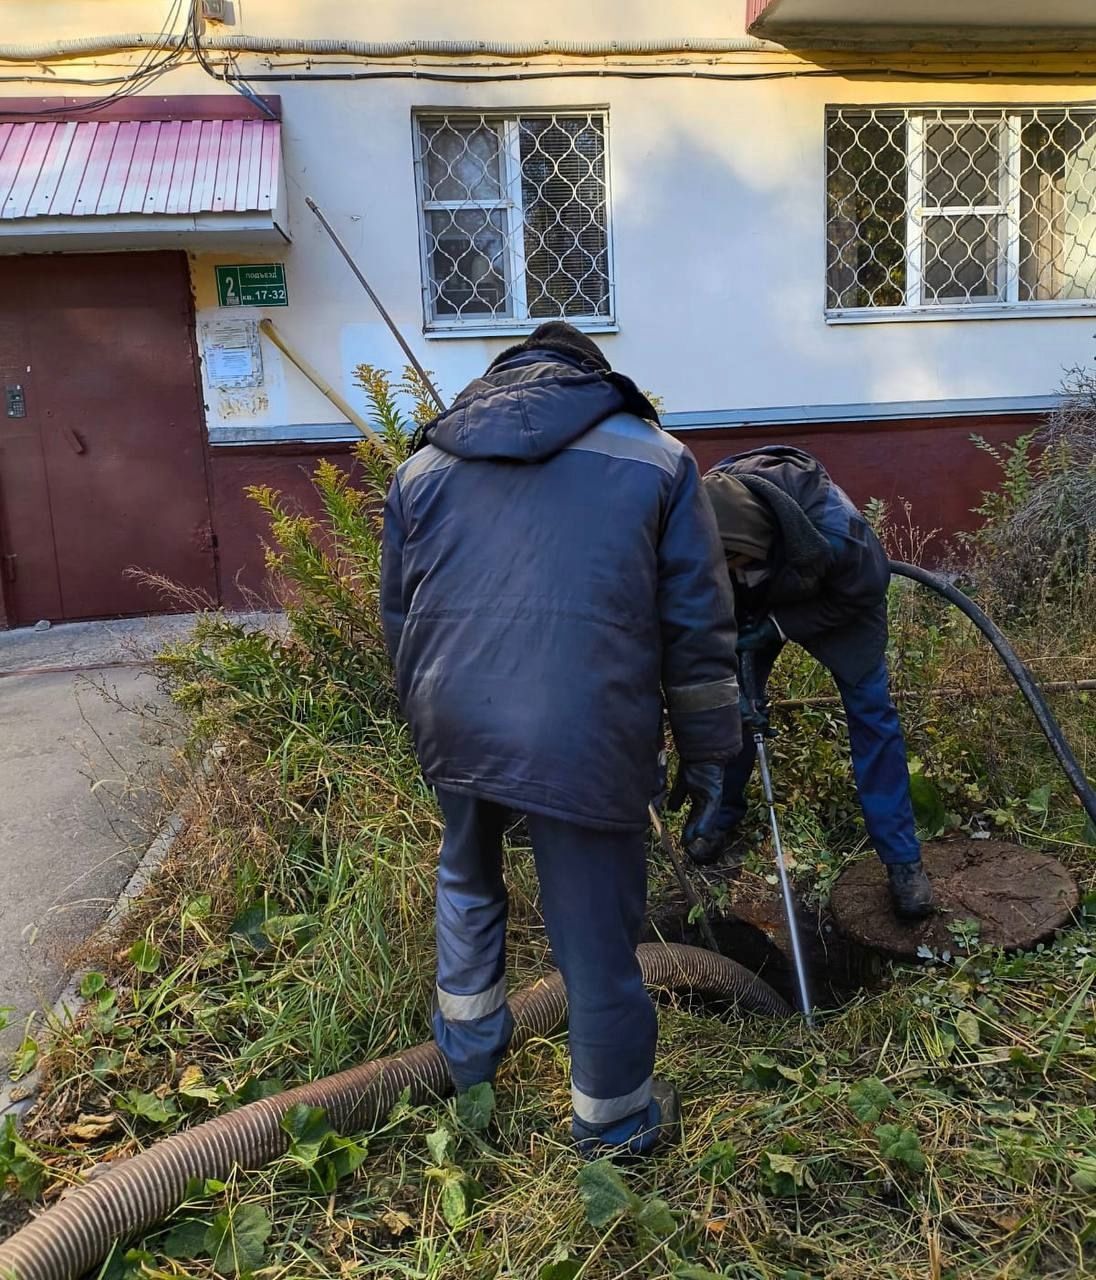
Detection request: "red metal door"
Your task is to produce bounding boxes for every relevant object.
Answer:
[0,252,217,626]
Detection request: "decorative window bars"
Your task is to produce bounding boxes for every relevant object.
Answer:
[414,110,613,332]
[826,105,1096,315]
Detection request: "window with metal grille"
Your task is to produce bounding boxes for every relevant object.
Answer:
[413,110,613,333]
[826,105,1096,317]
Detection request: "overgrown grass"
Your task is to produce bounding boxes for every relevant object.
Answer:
[3,374,1096,1279]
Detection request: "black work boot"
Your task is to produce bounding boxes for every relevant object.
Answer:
[687,825,746,870]
[576,1078,681,1161]
[617,1078,681,1161]
[649,1078,681,1146]
[887,860,935,920]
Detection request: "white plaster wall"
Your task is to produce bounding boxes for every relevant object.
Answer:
[4,2,1096,436]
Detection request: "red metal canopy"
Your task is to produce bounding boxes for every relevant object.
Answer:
[0,115,281,220]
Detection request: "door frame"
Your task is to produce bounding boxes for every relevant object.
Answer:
[179,253,223,611]
[0,249,221,629]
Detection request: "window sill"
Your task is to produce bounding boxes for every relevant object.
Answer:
[424,318,619,341]
[826,301,1096,325]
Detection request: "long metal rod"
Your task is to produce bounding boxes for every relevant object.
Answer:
[753,736,815,1028]
[773,677,1096,711]
[740,651,815,1027]
[648,803,721,956]
[304,195,446,413]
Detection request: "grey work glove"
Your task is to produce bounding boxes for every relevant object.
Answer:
[667,762,725,865]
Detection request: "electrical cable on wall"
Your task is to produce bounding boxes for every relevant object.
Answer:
[0,2,191,115]
[188,0,278,119]
[5,29,1096,102]
[0,3,278,116]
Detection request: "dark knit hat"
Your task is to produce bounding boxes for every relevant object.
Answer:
[703,472,776,562]
[489,320,611,374]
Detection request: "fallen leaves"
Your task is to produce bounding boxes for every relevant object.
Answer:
[62,1113,118,1142]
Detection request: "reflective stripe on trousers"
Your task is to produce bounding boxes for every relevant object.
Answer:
[436,974,508,1022]
[572,1075,653,1126]
[433,794,514,1090]
[433,788,657,1136]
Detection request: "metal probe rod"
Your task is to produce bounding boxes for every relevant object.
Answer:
[304,195,446,413]
[740,651,815,1027]
[648,803,721,956]
[753,736,816,1028]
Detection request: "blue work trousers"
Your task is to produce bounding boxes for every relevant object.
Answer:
[725,648,921,866]
[433,788,660,1151]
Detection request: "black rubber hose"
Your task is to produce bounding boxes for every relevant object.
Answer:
[889,560,1096,828]
[0,943,789,1280]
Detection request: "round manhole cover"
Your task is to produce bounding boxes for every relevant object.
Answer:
[830,839,1079,959]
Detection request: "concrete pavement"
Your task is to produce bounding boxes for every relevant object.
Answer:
[0,618,193,1067]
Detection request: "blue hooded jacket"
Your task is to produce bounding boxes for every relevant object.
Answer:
[380,349,741,831]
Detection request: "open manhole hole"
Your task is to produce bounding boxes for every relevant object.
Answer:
[646,872,879,1009]
[831,838,1080,960]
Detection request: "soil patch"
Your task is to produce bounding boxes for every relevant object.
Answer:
[830,838,1079,960]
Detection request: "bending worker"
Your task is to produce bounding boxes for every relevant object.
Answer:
[696,445,934,921]
[381,322,740,1157]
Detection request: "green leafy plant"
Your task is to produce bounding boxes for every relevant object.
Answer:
[423,1120,483,1230]
[907,765,953,839]
[0,1116,47,1199]
[8,1035,38,1083]
[577,1159,679,1240]
[100,1247,155,1280]
[876,1124,926,1174]
[128,938,162,975]
[164,1201,272,1275]
[118,1089,178,1126]
[947,917,983,953]
[278,1104,367,1193]
[758,1146,816,1197]
[454,1081,495,1133]
[847,1077,896,1125]
[696,1138,738,1184]
[539,1257,582,1280]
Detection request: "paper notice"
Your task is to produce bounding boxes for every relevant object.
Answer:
[202,318,263,389]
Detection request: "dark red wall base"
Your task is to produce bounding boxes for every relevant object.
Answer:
[209,442,363,611]
[207,412,1042,611]
[684,412,1040,551]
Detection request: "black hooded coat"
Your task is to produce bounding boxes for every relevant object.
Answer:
[707,446,890,686]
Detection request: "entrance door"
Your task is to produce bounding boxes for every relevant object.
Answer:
[0,252,218,626]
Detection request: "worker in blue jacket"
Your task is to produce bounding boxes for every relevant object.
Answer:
[381,323,741,1157]
[697,446,934,921]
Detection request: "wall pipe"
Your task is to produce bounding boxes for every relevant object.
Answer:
[304,197,446,414]
[0,35,780,63]
[256,319,391,456]
[0,944,789,1280]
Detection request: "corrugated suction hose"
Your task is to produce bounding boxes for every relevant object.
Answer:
[0,943,789,1280]
[890,561,1096,827]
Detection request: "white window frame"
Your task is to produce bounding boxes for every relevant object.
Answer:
[412,108,617,339]
[826,104,1096,325]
